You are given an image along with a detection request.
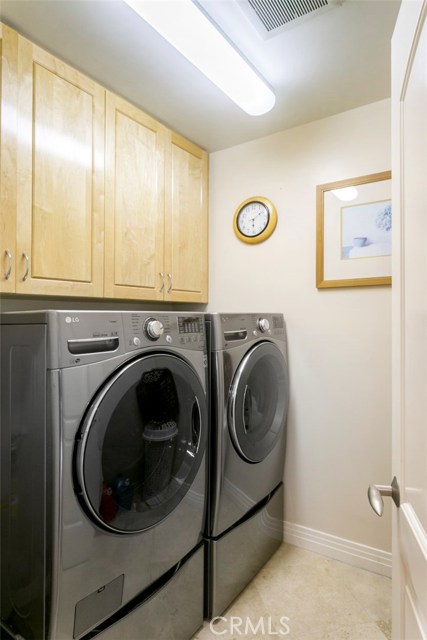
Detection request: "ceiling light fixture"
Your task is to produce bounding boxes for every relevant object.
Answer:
[122,0,276,116]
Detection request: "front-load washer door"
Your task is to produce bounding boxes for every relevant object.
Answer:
[228,342,289,463]
[74,353,207,534]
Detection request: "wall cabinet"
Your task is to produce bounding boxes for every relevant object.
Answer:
[0,24,208,303]
[104,94,208,303]
[0,24,18,294]
[165,133,208,303]
[1,24,105,297]
[104,92,166,301]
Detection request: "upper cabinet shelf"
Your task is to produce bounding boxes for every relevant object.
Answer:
[0,23,209,303]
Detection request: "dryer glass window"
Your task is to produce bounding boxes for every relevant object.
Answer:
[75,354,207,533]
[229,342,288,463]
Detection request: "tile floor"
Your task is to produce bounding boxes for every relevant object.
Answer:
[193,543,392,640]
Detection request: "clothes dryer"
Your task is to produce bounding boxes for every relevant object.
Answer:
[205,313,289,619]
[0,310,208,640]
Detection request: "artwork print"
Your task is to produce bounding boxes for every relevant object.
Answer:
[341,200,392,260]
[316,170,392,288]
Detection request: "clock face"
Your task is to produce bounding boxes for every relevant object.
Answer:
[237,201,269,237]
[233,197,277,244]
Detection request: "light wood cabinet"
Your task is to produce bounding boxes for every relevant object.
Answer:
[105,94,208,303]
[104,92,166,301]
[1,24,208,303]
[165,133,208,303]
[14,33,105,296]
[0,24,18,293]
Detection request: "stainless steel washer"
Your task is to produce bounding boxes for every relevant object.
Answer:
[1,310,208,640]
[205,313,289,619]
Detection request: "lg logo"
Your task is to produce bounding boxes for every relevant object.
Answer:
[65,316,80,324]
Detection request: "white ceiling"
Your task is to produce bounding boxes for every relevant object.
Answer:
[0,0,401,152]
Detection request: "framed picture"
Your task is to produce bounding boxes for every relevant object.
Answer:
[316,171,392,288]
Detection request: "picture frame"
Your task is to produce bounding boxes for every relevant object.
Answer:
[316,171,392,289]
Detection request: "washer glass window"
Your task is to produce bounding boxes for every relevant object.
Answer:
[229,342,288,463]
[75,354,207,534]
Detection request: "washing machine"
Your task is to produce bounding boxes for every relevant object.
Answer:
[205,313,289,619]
[0,310,208,640]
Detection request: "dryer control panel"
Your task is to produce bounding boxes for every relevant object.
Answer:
[208,312,287,351]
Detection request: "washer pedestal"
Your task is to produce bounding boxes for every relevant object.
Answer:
[95,545,204,640]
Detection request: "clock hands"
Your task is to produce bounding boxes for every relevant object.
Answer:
[249,209,265,221]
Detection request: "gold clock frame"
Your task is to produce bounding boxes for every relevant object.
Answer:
[233,196,278,244]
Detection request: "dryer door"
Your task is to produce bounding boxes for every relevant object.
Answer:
[74,353,207,534]
[228,342,288,463]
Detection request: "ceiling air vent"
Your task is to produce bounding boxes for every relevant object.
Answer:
[238,0,344,38]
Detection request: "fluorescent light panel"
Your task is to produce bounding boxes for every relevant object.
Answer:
[123,0,276,116]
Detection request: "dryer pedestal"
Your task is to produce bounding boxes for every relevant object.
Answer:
[206,483,283,620]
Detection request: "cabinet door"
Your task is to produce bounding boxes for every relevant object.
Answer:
[0,24,18,293]
[15,35,105,296]
[104,93,165,300]
[165,133,208,303]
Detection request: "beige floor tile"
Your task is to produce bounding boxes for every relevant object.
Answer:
[194,543,391,640]
[296,621,392,640]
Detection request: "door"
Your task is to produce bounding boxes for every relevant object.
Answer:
[104,92,166,301]
[75,353,207,534]
[392,1,427,637]
[228,342,289,463]
[15,33,105,296]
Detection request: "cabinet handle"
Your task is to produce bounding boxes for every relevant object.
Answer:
[22,253,29,281]
[4,249,12,280]
[167,273,173,293]
[159,272,165,293]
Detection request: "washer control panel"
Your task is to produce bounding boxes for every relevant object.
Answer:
[124,312,205,351]
[42,310,206,368]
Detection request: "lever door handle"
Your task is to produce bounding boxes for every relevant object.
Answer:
[367,476,400,516]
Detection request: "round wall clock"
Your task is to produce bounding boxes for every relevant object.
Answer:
[233,196,278,244]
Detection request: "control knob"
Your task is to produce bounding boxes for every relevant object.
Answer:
[257,318,270,333]
[144,318,164,340]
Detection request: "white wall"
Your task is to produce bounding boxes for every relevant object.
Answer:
[208,99,392,569]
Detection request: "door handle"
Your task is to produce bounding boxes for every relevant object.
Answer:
[367,476,400,516]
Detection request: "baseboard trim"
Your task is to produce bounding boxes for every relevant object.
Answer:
[283,521,392,578]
